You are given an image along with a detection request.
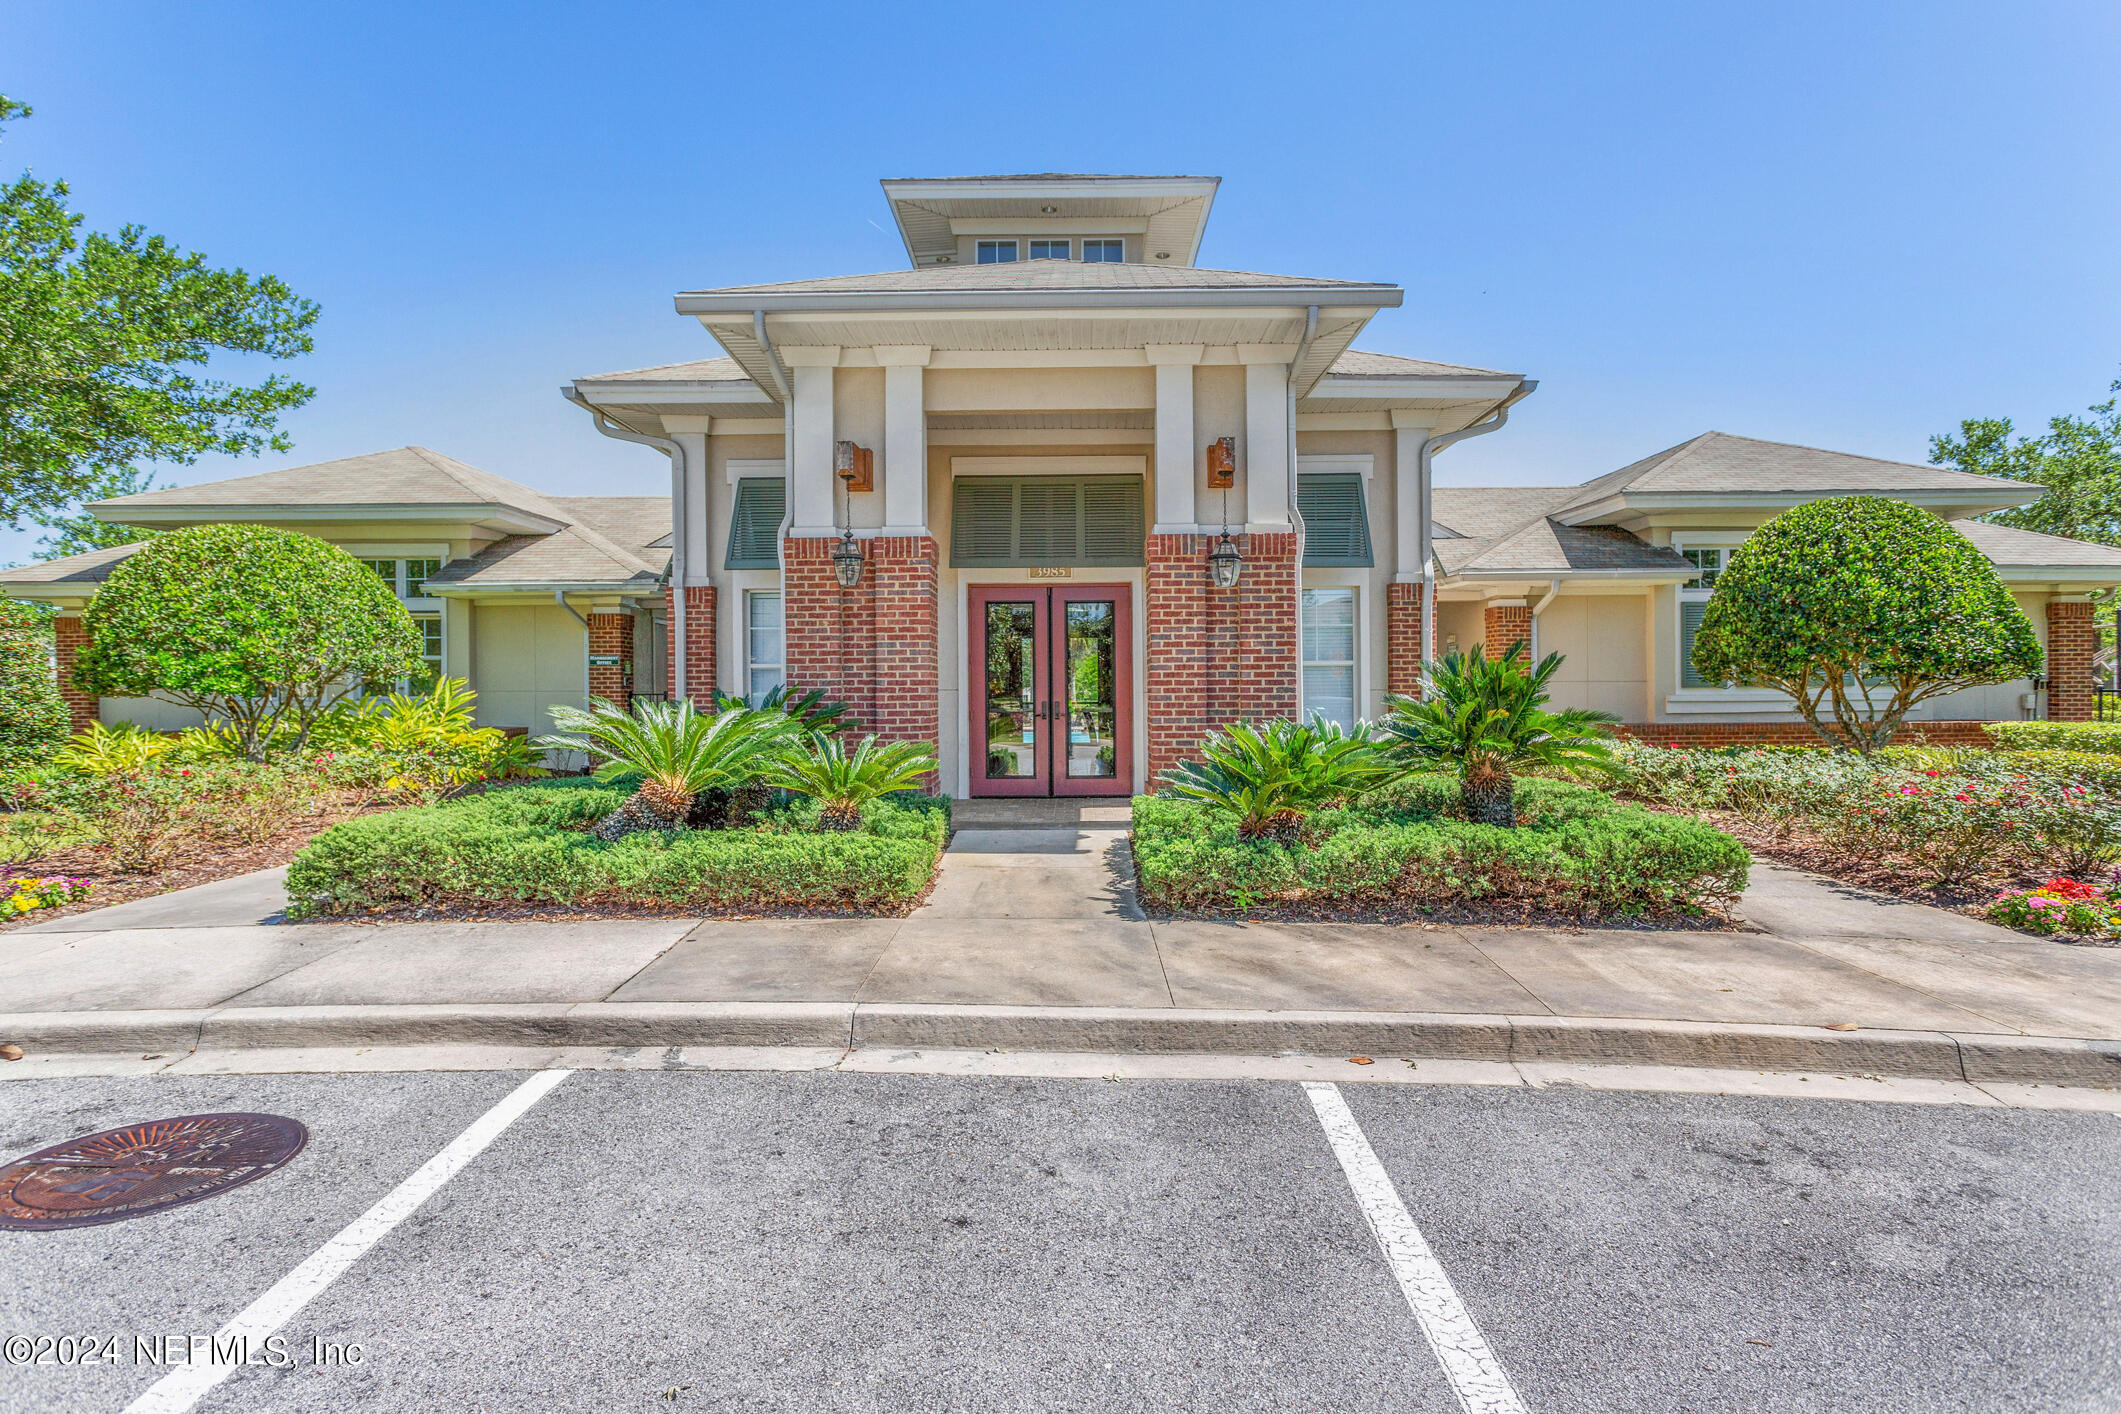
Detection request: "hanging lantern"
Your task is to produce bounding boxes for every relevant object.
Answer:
[831,530,865,588]
[1207,531,1244,588]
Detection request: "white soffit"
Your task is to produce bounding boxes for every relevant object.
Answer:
[949,454,1147,478]
[880,176,1221,267]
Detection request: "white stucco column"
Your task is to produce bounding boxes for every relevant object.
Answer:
[1146,344,1203,534]
[876,345,931,535]
[1239,346,1295,529]
[1390,412,1433,586]
[783,347,840,537]
[665,418,712,583]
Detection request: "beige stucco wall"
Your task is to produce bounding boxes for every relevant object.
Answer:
[468,602,587,732]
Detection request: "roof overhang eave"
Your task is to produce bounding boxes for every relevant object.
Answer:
[1555,488,2042,526]
[425,580,662,598]
[674,285,1402,316]
[1306,374,1526,404]
[87,503,568,535]
[1439,568,1697,584]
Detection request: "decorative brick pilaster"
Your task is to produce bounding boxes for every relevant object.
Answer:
[1386,582,1424,698]
[2047,598,2097,722]
[665,585,717,705]
[1483,601,1532,662]
[52,614,98,732]
[1144,532,1300,784]
[783,535,940,756]
[587,611,634,709]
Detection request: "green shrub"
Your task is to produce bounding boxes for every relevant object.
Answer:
[1132,776,1748,916]
[72,524,423,760]
[0,601,68,768]
[1159,718,1396,840]
[284,778,949,917]
[1690,497,2043,752]
[1985,721,2121,756]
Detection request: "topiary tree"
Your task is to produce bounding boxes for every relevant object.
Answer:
[1691,496,2043,753]
[72,524,422,760]
[0,599,69,766]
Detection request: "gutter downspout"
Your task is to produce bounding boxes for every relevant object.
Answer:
[552,590,589,628]
[756,313,798,703]
[1416,378,1538,665]
[563,387,689,702]
[1286,305,1319,718]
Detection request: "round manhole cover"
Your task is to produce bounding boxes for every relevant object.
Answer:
[0,1113,307,1231]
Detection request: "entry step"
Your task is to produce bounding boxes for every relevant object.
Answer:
[952,797,1132,829]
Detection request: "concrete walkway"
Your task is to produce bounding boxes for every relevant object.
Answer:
[5,809,2121,1085]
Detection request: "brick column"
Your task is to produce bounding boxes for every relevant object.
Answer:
[785,536,876,730]
[868,536,940,752]
[1386,582,1424,698]
[665,585,717,705]
[52,614,98,732]
[1483,601,1532,662]
[1144,532,1300,784]
[2047,598,2097,722]
[587,611,634,709]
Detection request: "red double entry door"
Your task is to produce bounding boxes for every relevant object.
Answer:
[968,583,1134,797]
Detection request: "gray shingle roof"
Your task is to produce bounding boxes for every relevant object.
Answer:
[1326,349,1516,378]
[0,542,143,586]
[1950,520,2121,569]
[425,525,664,590]
[1435,520,1693,576]
[682,261,1388,297]
[1431,487,1578,540]
[1560,432,2035,509]
[573,357,749,384]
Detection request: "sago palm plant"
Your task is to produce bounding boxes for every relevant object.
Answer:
[1159,717,1397,843]
[768,733,937,831]
[1378,642,1618,827]
[535,698,796,839]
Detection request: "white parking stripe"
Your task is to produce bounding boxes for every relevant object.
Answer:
[124,1069,573,1414]
[1304,1081,1530,1414]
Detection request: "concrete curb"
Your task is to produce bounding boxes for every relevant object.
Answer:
[4,1004,2117,1088]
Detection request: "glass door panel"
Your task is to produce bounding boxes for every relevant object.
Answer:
[970,589,1049,797]
[1061,599,1116,781]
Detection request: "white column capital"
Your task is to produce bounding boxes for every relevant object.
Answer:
[662,414,713,435]
[872,344,932,367]
[1235,343,1299,365]
[1388,409,1435,431]
[1143,343,1206,366]
[778,345,843,368]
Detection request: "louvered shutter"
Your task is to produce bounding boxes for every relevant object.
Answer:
[1081,477,1146,563]
[724,478,786,570]
[1297,473,1373,567]
[1679,599,1711,688]
[951,476,1144,567]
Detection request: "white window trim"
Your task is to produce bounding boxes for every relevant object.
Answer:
[1670,534,1746,696]
[975,239,1019,264]
[1299,583,1364,730]
[744,589,785,704]
[1296,453,1376,480]
[1080,238,1124,263]
[1026,238,1072,261]
[723,457,786,486]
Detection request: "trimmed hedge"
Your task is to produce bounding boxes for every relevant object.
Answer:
[286,778,950,917]
[1133,775,1749,916]
[1985,721,2121,756]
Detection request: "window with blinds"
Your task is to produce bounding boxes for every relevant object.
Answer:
[1297,473,1373,567]
[725,477,786,570]
[950,476,1145,568]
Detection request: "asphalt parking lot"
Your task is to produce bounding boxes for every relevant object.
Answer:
[3,1068,2116,1413]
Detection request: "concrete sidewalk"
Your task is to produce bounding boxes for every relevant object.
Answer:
[5,801,2120,1085]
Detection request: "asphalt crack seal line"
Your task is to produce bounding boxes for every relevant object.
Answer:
[1304,1081,1530,1414]
[122,1069,573,1414]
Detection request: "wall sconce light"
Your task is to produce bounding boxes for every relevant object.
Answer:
[1207,531,1244,589]
[831,530,865,589]
[1205,436,1236,490]
[834,439,874,494]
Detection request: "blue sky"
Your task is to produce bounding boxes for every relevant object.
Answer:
[8,0,2119,564]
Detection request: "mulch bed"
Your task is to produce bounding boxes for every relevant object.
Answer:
[1,796,400,936]
[1636,802,2119,948]
[1139,899,1746,933]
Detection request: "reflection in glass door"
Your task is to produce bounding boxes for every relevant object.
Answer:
[981,598,1045,792]
[968,584,1132,797]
